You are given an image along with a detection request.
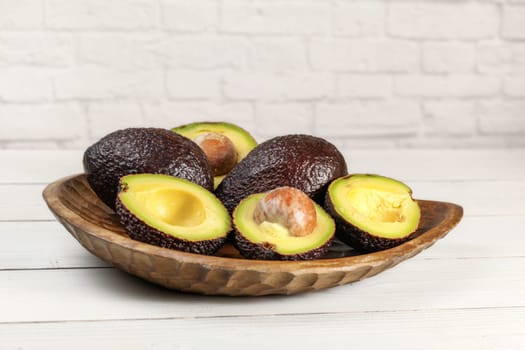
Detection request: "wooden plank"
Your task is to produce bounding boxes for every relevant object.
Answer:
[0,150,83,184]
[347,149,525,181]
[0,222,107,270]
[0,308,523,349]
[410,180,525,217]
[0,149,524,184]
[3,179,525,222]
[1,216,522,270]
[0,257,523,323]
[0,184,54,221]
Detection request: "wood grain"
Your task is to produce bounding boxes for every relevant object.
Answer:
[1,308,523,349]
[42,174,463,296]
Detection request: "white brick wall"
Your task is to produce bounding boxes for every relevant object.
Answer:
[0,0,524,149]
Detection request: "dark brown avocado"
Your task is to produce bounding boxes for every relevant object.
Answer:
[324,174,421,252]
[232,188,335,260]
[83,128,213,210]
[215,134,348,213]
[116,174,230,255]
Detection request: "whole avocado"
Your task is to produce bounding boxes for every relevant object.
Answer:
[215,134,348,213]
[83,128,213,210]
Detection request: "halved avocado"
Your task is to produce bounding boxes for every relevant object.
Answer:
[172,122,257,188]
[232,192,335,260]
[325,174,421,252]
[116,174,231,255]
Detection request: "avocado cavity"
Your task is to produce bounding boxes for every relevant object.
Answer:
[116,174,231,255]
[325,174,421,252]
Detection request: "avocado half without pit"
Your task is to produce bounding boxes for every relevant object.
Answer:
[233,187,335,260]
[116,174,231,255]
[325,174,421,252]
[172,122,258,189]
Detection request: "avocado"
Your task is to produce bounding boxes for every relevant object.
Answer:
[83,128,213,210]
[232,187,335,260]
[172,122,257,188]
[215,134,348,213]
[116,174,231,255]
[324,174,421,252]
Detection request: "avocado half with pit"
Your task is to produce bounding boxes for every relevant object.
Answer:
[116,174,231,255]
[232,187,335,260]
[172,122,257,189]
[325,174,421,252]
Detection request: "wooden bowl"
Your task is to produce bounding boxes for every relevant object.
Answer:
[43,174,463,296]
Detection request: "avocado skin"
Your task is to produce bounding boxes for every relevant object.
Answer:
[324,192,417,252]
[215,134,348,213]
[233,227,334,261]
[115,196,227,255]
[83,128,213,210]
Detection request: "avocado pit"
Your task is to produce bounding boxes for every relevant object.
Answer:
[253,187,317,237]
[194,132,238,177]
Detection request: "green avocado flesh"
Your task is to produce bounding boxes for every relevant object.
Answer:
[117,174,231,243]
[172,122,258,188]
[328,174,420,239]
[233,193,335,256]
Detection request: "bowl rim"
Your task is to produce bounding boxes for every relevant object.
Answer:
[43,174,464,275]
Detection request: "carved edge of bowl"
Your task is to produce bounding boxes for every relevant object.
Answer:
[43,174,464,296]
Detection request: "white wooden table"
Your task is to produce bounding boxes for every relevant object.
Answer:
[1,149,524,349]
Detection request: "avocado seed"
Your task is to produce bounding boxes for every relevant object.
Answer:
[253,187,317,237]
[194,132,238,176]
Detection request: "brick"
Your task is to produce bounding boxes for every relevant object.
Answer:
[223,72,333,100]
[423,101,476,136]
[333,2,384,37]
[388,2,498,39]
[503,5,525,39]
[395,75,500,98]
[164,36,246,69]
[53,67,163,100]
[478,101,525,135]
[87,102,145,139]
[45,0,158,29]
[315,101,421,137]
[0,0,42,29]
[0,33,73,68]
[310,38,419,73]
[504,77,525,97]
[422,43,475,73]
[0,104,85,140]
[247,38,308,72]
[478,43,525,74]
[220,0,330,35]
[141,101,254,130]
[0,68,53,102]
[255,103,313,136]
[77,34,163,71]
[161,0,217,32]
[166,70,221,99]
[336,74,391,98]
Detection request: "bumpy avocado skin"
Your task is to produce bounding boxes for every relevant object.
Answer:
[324,190,418,253]
[83,128,213,210]
[115,195,228,255]
[215,135,348,213]
[233,230,334,261]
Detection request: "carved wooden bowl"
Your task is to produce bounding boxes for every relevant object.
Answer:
[43,174,463,296]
